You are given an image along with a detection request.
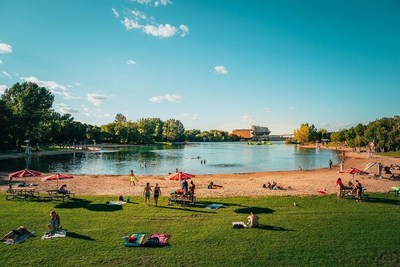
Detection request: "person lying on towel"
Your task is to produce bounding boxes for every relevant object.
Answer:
[1,226,30,243]
[247,212,259,228]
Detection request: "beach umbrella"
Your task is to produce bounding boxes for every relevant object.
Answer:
[9,168,42,182]
[166,172,195,181]
[42,173,73,188]
[339,167,368,178]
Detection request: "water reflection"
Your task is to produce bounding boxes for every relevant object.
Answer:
[0,142,339,175]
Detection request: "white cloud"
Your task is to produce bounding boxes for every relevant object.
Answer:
[2,71,11,78]
[87,93,109,105]
[179,113,199,121]
[179,25,189,37]
[155,0,172,7]
[62,91,81,100]
[0,85,7,94]
[131,0,171,7]
[149,94,182,103]
[131,9,146,19]
[112,8,119,18]
[126,59,137,65]
[131,0,151,5]
[21,76,66,90]
[56,103,79,114]
[263,107,271,113]
[0,59,3,64]
[120,2,189,39]
[0,43,12,54]
[122,18,142,30]
[214,66,228,75]
[142,23,178,38]
[74,82,81,86]
[241,115,257,125]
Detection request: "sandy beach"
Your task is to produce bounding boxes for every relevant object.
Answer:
[1,148,399,198]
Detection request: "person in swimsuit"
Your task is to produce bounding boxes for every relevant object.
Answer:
[153,183,161,206]
[144,182,152,205]
[130,170,136,185]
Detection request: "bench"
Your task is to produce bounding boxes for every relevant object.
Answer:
[168,194,196,206]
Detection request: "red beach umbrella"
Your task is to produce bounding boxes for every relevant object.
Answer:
[43,173,74,188]
[339,167,368,178]
[9,168,42,182]
[166,172,195,181]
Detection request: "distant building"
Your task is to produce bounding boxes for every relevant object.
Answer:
[232,129,253,139]
[232,125,271,141]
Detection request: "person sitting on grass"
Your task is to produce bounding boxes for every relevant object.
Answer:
[247,212,259,228]
[48,210,61,233]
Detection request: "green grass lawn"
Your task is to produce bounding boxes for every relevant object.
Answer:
[1,193,400,266]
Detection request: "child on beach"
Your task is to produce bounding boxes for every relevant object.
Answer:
[130,170,136,185]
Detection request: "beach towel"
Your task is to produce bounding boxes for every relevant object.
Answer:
[232,222,248,229]
[205,203,224,210]
[41,230,67,240]
[124,233,171,247]
[107,201,126,205]
[124,233,146,247]
[2,231,35,245]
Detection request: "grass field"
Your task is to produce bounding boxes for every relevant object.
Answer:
[1,193,400,266]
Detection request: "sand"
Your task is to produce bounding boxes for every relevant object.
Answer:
[1,148,399,198]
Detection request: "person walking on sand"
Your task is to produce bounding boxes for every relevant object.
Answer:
[153,183,161,206]
[130,170,136,185]
[144,182,152,205]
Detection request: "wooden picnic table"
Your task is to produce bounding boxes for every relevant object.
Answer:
[44,189,75,202]
[6,187,39,200]
[168,193,196,206]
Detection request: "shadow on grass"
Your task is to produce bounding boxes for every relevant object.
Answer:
[234,207,275,214]
[54,198,92,209]
[54,198,122,212]
[86,203,123,212]
[66,231,95,241]
[364,196,400,206]
[195,200,243,208]
[156,205,217,214]
[256,224,295,231]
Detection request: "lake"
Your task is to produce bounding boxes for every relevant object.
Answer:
[0,142,340,175]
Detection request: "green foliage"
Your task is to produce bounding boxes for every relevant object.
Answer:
[333,116,400,152]
[2,82,54,146]
[1,193,400,266]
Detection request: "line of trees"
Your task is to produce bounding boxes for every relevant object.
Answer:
[293,116,400,152]
[0,82,240,151]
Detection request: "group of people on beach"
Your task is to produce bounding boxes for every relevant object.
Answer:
[336,178,363,201]
[263,181,283,190]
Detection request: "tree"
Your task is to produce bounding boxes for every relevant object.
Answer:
[163,119,185,142]
[294,123,311,144]
[2,82,54,147]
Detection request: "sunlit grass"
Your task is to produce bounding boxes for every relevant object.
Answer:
[1,193,400,266]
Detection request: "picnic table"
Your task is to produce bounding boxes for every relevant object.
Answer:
[44,189,75,202]
[168,193,196,206]
[6,187,40,200]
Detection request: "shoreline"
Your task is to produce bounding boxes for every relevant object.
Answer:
[1,148,399,198]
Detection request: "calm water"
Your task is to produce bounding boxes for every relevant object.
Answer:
[0,142,340,175]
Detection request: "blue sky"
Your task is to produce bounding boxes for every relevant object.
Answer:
[0,0,399,135]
